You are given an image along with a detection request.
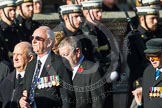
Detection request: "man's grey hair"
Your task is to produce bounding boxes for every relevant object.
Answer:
[15,41,34,56]
[25,42,34,56]
[58,36,82,51]
[38,26,54,41]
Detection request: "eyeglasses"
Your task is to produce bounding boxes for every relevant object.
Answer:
[146,55,161,61]
[31,36,46,41]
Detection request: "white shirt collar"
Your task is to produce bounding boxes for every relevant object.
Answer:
[37,51,50,78]
[16,71,25,79]
[72,56,84,80]
[156,68,162,72]
[37,51,50,65]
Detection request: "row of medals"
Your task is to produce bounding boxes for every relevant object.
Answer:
[37,75,60,89]
[149,87,162,98]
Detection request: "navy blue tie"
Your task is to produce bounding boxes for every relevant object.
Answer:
[29,60,42,108]
[155,69,161,80]
[15,74,22,87]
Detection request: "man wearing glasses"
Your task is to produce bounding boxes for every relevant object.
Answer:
[138,38,162,108]
[19,26,75,108]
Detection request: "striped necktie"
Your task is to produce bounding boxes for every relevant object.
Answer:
[155,69,161,80]
[29,60,42,108]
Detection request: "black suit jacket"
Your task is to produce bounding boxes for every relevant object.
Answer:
[143,64,162,108]
[0,70,24,108]
[73,60,105,108]
[23,52,75,108]
[0,61,10,83]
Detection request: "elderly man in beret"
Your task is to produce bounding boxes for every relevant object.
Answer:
[133,38,162,108]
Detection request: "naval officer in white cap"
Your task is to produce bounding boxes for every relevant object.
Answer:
[16,0,40,42]
[81,0,102,23]
[139,0,160,7]
[0,0,22,62]
[53,4,83,36]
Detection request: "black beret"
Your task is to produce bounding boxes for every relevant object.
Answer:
[145,38,162,53]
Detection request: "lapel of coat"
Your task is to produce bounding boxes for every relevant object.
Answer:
[73,72,82,85]
[7,70,16,89]
[73,60,85,84]
[26,58,37,90]
[40,52,56,77]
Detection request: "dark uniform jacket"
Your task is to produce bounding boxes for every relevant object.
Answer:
[82,20,110,62]
[0,21,21,61]
[16,15,40,42]
[53,22,83,36]
[0,70,24,108]
[124,25,162,83]
[23,52,75,108]
[73,59,105,108]
[82,20,110,57]
[143,64,162,108]
[0,33,8,60]
[82,20,120,74]
[124,30,149,84]
[137,25,162,44]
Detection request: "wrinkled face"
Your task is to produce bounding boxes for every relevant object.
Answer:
[146,54,162,68]
[1,6,16,21]
[13,45,29,71]
[144,15,159,31]
[31,28,50,56]
[33,1,42,14]
[21,2,33,18]
[66,13,82,29]
[59,45,79,68]
[89,9,102,21]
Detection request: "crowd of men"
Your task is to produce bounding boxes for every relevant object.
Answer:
[0,0,162,108]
